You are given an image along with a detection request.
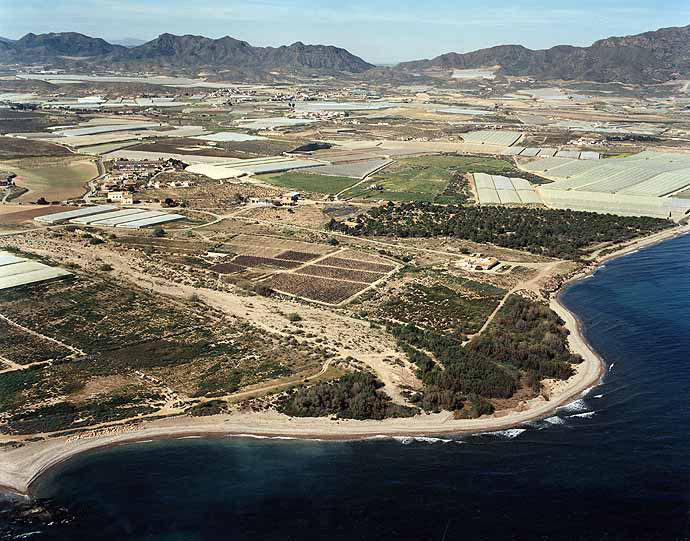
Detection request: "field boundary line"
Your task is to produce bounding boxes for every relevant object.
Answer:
[0,313,85,356]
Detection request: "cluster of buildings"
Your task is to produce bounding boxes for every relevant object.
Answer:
[248,191,301,207]
[0,172,16,187]
[94,158,188,203]
[457,256,500,272]
[298,110,349,120]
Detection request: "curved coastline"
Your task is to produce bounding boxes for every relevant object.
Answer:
[4,225,689,498]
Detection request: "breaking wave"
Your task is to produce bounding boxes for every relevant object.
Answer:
[569,411,596,419]
[480,428,527,439]
[392,436,454,445]
[558,399,589,413]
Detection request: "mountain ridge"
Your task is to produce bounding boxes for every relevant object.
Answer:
[395,24,690,83]
[0,31,374,74]
[2,24,690,83]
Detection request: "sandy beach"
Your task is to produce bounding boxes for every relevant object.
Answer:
[3,224,688,497]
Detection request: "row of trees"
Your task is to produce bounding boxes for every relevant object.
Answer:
[327,203,673,259]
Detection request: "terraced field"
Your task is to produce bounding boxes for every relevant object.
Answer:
[265,273,369,304]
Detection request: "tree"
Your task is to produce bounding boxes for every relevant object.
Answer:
[152,227,166,237]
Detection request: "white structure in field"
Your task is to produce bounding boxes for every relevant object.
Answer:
[0,251,72,291]
[520,151,690,220]
[474,174,542,206]
[34,206,186,228]
[186,156,324,180]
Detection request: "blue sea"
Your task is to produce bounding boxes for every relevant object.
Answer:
[7,233,690,540]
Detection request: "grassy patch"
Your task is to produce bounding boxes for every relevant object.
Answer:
[262,172,359,194]
[341,155,517,203]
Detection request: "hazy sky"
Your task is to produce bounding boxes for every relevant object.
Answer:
[2,0,690,64]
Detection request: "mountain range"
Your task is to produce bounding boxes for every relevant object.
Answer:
[1,24,690,83]
[0,32,374,75]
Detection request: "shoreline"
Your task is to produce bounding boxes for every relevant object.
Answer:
[3,225,688,497]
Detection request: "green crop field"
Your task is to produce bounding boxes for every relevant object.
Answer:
[340,155,518,203]
[263,172,359,194]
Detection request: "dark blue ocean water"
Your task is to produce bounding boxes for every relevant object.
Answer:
[12,234,690,540]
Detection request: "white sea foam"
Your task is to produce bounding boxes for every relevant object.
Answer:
[232,434,300,441]
[543,416,565,425]
[569,411,596,419]
[133,439,154,444]
[392,436,453,445]
[176,435,201,440]
[594,394,604,399]
[16,531,43,539]
[558,399,589,413]
[481,428,527,439]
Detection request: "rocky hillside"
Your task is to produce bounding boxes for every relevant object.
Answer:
[0,32,374,74]
[397,24,690,83]
[3,32,126,62]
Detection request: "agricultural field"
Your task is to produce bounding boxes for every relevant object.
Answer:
[266,273,370,304]
[128,137,300,159]
[340,155,521,202]
[265,250,397,304]
[0,274,322,434]
[0,319,73,365]
[263,171,359,195]
[0,205,72,226]
[305,158,392,179]
[0,109,75,136]
[317,255,395,273]
[0,156,97,202]
[233,255,302,269]
[0,137,73,160]
[196,233,397,304]
[224,233,336,258]
[296,264,385,284]
[0,277,203,353]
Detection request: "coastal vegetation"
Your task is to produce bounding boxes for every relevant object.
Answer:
[281,295,582,419]
[392,295,581,414]
[278,371,416,420]
[373,272,506,341]
[327,203,674,259]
